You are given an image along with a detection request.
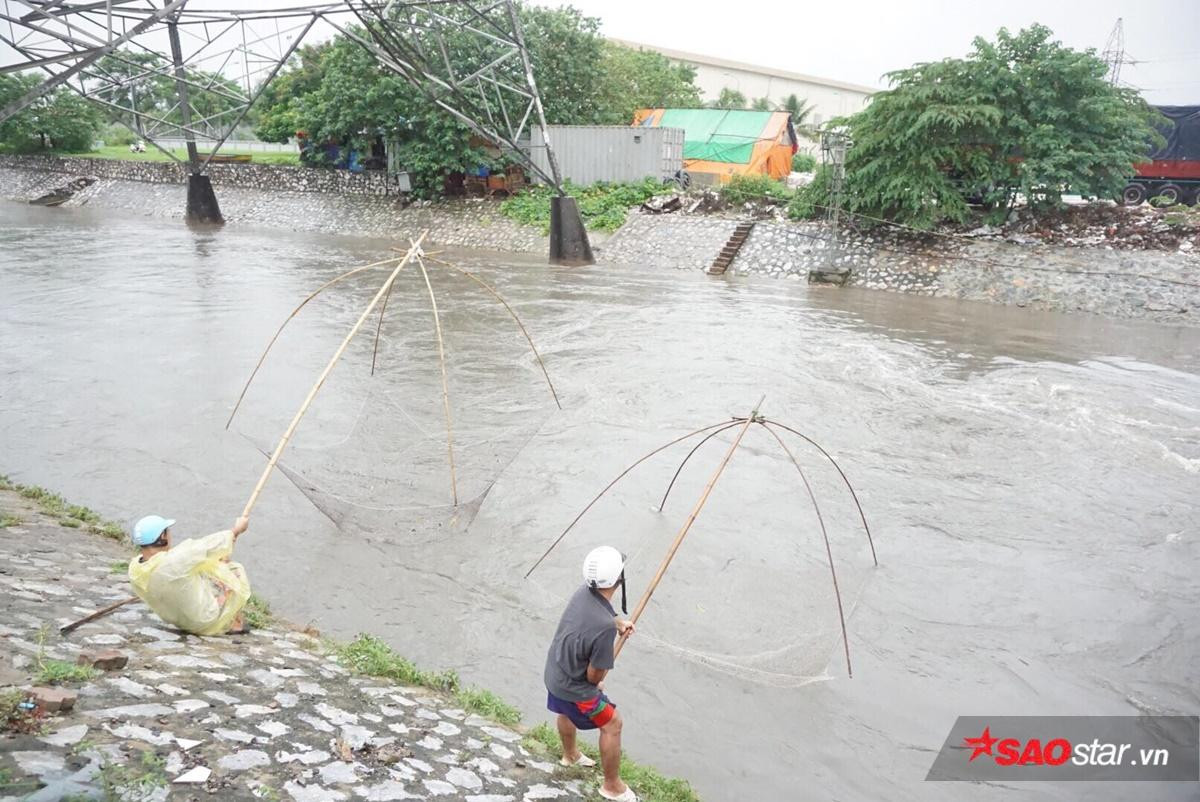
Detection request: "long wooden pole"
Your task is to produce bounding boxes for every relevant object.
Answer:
[614,396,764,658]
[240,232,428,520]
[415,254,458,507]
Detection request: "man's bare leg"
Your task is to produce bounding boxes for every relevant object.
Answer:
[598,710,629,796]
[557,714,584,762]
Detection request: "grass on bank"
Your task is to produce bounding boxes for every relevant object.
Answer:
[333,634,521,726]
[65,145,301,166]
[523,722,700,802]
[336,635,698,801]
[500,178,676,233]
[244,594,273,629]
[0,474,124,539]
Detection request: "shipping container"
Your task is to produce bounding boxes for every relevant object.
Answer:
[529,125,684,186]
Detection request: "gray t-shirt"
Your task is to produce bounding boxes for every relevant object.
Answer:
[544,584,617,702]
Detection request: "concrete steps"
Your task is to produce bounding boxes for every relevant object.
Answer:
[707,221,756,275]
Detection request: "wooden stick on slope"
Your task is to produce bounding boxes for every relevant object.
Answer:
[240,232,428,520]
[614,396,764,659]
[60,595,139,635]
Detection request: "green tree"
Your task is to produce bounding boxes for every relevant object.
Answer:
[710,87,747,110]
[87,50,245,137]
[593,41,701,123]
[750,97,772,111]
[782,93,816,139]
[253,42,331,142]
[0,72,102,152]
[253,3,651,194]
[836,24,1162,227]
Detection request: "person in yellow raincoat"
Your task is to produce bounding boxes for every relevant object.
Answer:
[127,514,252,636]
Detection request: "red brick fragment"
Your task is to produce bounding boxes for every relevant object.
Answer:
[29,686,77,713]
[77,649,128,671]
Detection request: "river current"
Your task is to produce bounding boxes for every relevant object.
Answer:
[2,202,1197,801]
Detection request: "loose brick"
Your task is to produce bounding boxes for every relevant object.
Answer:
[29,686,77,714]
[77,649,129,671]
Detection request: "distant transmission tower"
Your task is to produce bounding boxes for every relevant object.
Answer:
[1101,18,1129,85]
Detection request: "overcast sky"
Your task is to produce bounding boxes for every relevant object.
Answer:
[554,0,1199,104]
[2,1,1196,105]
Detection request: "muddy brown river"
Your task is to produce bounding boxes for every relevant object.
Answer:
[2,202,1198,801]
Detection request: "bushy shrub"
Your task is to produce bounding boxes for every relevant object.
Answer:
[500,178,668,233]
[101,124,136,147]
[787,165,832,220]
[720,174,793,207]
[791,152,817,172]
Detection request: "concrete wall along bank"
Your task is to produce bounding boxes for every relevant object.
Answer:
[602,212,1200,324]
[0,154,403,196]
[0,156,548,253]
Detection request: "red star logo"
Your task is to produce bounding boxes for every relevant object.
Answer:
[963,726,999,762]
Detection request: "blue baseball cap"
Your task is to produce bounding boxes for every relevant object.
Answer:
[132,515,175,546]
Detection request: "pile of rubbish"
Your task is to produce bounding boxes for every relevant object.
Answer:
[954,203,1199,251]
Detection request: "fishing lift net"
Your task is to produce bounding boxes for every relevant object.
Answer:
[227,241,560,542]
[522,410,880,688]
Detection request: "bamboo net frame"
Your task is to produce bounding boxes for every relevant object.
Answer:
[525,404,877,678]
[226,242,563,508]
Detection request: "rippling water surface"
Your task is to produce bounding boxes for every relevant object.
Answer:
[2,202,1198,801]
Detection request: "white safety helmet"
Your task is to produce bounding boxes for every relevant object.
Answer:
[582,546,626,589]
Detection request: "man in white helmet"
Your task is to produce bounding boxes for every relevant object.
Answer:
[543,546,637,802]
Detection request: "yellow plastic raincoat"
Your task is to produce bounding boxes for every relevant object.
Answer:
[128,530,251,636]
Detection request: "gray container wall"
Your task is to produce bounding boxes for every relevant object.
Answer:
[530,126,684,185]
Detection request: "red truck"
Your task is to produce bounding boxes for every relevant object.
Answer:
[1121,105,1200,206]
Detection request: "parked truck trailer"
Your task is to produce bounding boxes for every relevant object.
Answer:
[1121,105,1200,206]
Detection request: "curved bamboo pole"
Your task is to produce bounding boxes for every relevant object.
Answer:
[755,421,853,678]
[370,273,399,376]
[523,419,739,580]
[416,254,458,507]
[614,397,765,659]
[225,254,406,430]
[761,420,877,566]
[657,420,745,512]
[426,256,561,410]
[240,234,428,520]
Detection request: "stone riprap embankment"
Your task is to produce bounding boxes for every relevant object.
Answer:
[0,156,548,253]
[0,491,592,802]
[602,212,1200,325]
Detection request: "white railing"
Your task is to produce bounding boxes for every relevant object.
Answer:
[151,138,296,153]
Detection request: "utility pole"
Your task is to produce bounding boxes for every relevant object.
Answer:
[810,128,850,285]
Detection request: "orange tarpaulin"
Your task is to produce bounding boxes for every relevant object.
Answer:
[633,108,796,183]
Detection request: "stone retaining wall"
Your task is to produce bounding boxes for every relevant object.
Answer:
[0,153,401,196]
[0,163,548,253]
[603,212,1200,324]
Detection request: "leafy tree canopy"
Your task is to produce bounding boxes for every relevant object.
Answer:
[88,50,244,136]
[593,41,701,123]
[837,24,1164,227]
[251,2,701,194]
[709,87,747,110]
[0,72,103,153]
